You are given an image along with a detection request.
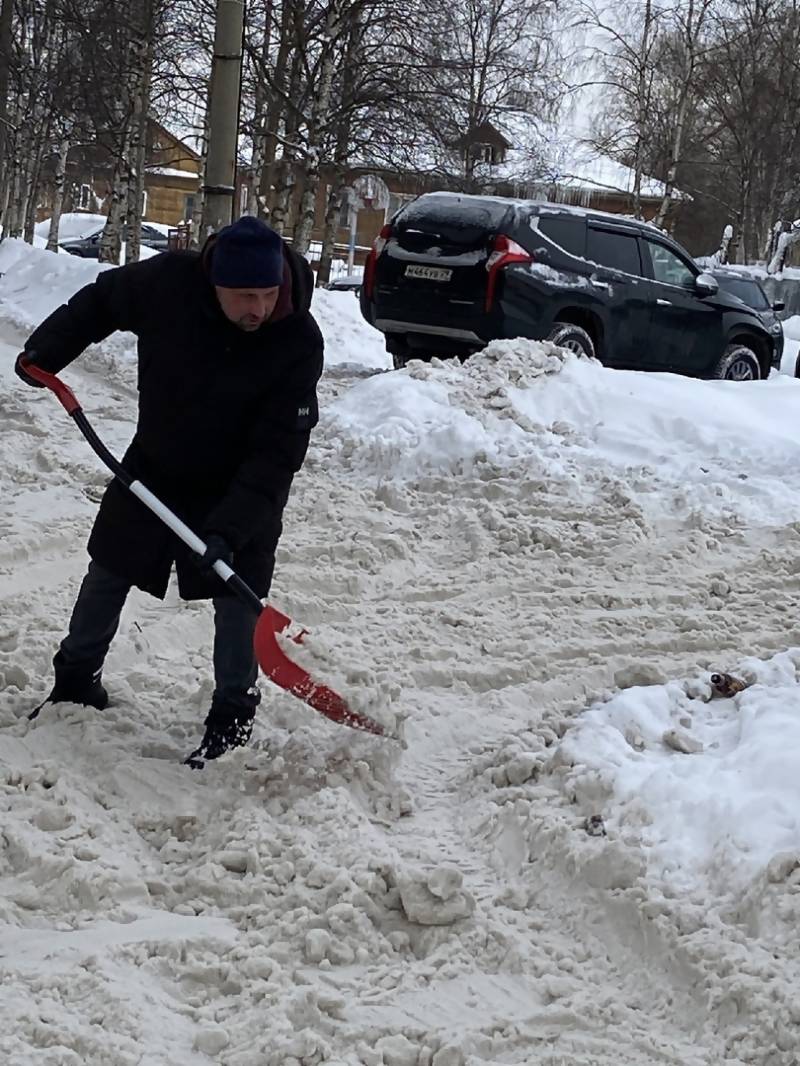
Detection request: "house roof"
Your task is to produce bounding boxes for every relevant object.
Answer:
[149,118,201,163]
[351,113,685,205]
[488,113,685,202]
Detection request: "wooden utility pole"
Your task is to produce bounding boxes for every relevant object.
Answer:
[201,0,245,235]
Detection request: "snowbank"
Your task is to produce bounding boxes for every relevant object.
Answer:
[324,338,800,525]
[555,650,800,897]
[0,238,108,333]
[311,286,390,370]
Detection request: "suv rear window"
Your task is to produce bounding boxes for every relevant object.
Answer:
[537,215,585,257]
[586,227,641,276]
[397,195,513,248]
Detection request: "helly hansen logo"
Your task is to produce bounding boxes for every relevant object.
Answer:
[298,406,310,417]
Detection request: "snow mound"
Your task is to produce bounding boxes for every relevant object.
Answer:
[312,287,391,370]
[417,335,572,392]
[0,238,107,333]
[551,648,800,898]
[321,335,800,527]
[320,338,577,482]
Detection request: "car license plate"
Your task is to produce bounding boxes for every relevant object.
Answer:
[405,264,452,282]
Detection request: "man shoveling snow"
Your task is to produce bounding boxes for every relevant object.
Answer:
[14,216,323,762]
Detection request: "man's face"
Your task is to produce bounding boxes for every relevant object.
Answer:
[215,286,280,331]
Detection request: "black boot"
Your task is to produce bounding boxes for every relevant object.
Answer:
[30,651,109,720]
[185,699,256,768]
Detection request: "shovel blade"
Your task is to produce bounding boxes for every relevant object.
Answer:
[254,606,386,736]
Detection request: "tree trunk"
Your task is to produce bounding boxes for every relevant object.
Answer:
[632,0,654,221]
[23,147,45,243]
[711,223,733,266]
[293,148,322,254]
[246,0,273,218]
[247,93,268,218]
[763,220,782,266]
[0,0,13,227]
[258,0,293,220]
[191,108,210,248]
[735,175,751,265]
[768,221,800,275]
[292,1,344,255]
[46,133,71,252]
[653,0,701,231]
[316,11,359,288]
[270,70,303,231]
[316,173,347,286]
[126,21,154,264]
[653,93,690,230]
[99,144,132,264]
[5,134,28,239]
[20,123,48,243]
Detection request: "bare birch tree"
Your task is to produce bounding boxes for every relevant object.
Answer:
[652,0,717,231]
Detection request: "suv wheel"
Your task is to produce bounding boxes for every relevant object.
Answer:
[546,322,596,359]
[386,334,414,371]
[711,343,761,381]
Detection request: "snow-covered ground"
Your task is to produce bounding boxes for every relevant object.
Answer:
[3,241,800,1065]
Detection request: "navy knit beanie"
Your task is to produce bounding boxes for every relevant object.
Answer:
[210,216,284,288]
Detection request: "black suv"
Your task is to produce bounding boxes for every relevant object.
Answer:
[360,193,779,380]
[710,268,784,366]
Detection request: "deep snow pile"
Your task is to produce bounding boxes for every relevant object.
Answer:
[3,239,800,1064]
[0,237,115,333]
[556,650,800,899]
[324,336,800,526]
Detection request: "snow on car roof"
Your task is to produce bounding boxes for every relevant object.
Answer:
[412,190,667,233]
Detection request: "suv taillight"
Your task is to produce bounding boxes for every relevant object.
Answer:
[485,234,533,311]
[364,224,393,300]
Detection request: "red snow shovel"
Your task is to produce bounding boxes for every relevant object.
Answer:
[23,360,386,738]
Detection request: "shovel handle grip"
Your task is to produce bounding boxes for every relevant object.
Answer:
[20,358,82,415]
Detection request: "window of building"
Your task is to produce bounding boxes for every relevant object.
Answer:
[183,194,196,222]
[471,143,497,165]
[78,183,93,210]
[386,192,415,222]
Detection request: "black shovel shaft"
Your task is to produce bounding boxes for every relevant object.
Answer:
[23,360,264,616]
[73,409,132,487]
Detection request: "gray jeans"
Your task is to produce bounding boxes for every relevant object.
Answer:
[59,561,259,709]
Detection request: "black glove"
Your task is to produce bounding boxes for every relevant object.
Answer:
[14,351,46,388]
[197,533,233,574]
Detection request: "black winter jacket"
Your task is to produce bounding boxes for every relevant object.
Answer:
[24,243,324,600]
